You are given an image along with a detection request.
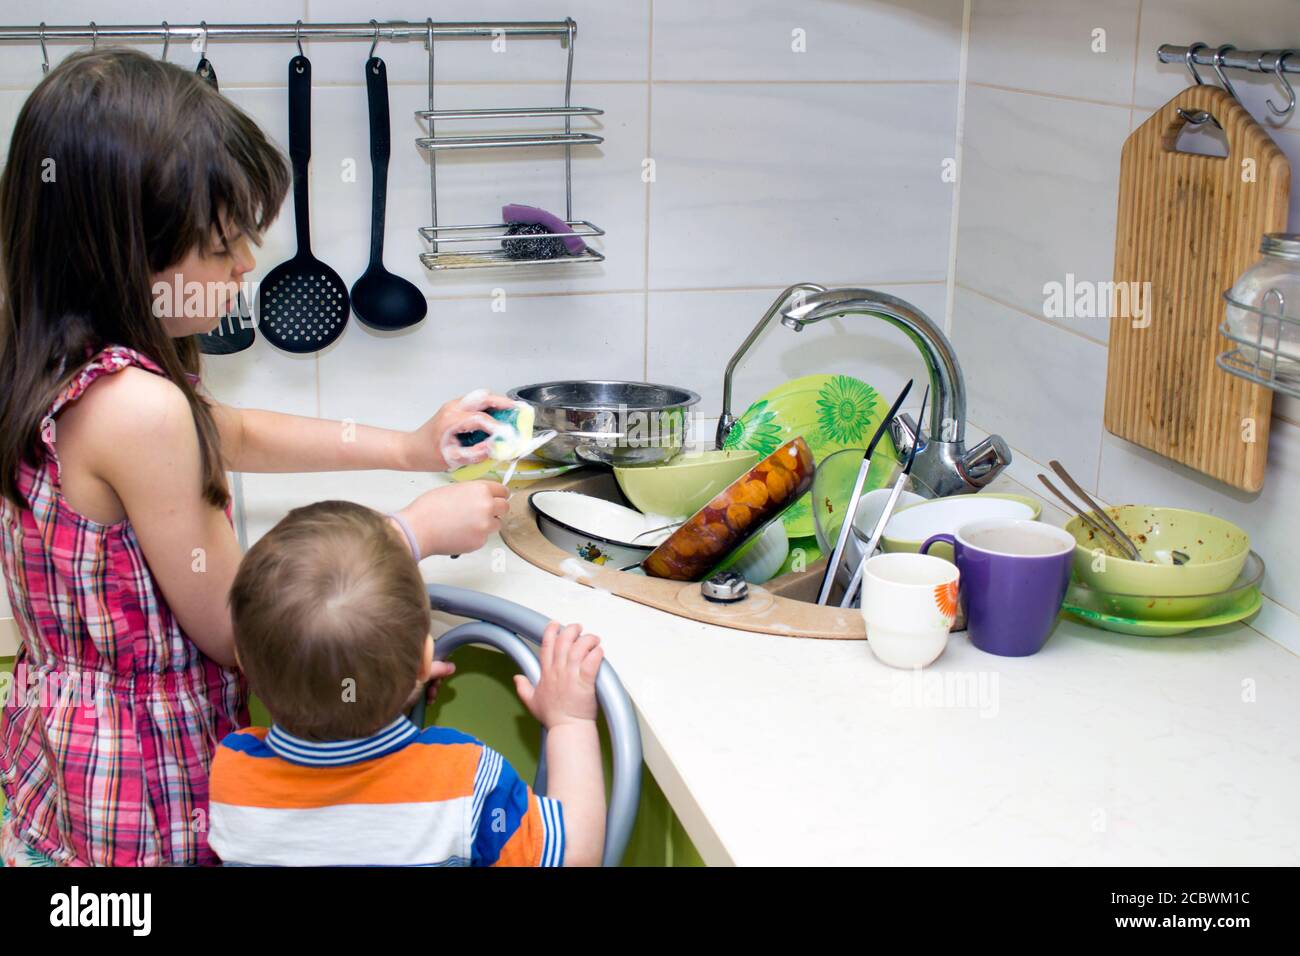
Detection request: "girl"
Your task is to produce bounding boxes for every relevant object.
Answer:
[0,49,512,866]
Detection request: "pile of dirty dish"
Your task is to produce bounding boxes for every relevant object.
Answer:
[522,373,898,582]
[1058,504,1261,637]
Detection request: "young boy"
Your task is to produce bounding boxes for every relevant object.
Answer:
[208,500,606,866]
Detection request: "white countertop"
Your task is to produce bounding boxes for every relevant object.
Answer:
[424,527,1300,866]
[7,459,1295,865]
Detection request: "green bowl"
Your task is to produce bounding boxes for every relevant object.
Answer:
[1065,506,1250,598]
[1063,550,1264,622]
[614,449,759,520]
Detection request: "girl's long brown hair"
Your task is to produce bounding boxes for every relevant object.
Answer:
[0,49,289,508]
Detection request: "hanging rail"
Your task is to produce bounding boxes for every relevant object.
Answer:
[0,21,575,43]
[0,18,606,273]
[1158,43,1300,77]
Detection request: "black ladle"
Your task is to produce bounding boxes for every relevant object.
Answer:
[257,54,351,353]
[351,56,426,331]
[194,54,255,355]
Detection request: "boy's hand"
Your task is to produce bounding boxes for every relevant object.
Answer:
[404,390,516,472]
[425,660,456,704]
[513,623,602,729]
[396,482,510,558]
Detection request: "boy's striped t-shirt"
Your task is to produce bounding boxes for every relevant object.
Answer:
[207,717,564,867]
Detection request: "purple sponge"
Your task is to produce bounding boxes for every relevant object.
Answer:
[501,203,588,255]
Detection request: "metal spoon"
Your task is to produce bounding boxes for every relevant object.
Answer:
[1037,474,1141,560]
[1044,461,1189,565]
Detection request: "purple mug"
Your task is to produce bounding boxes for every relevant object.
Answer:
[919,518,1075,657]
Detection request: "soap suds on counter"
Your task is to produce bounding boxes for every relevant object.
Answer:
[560,558,594,582]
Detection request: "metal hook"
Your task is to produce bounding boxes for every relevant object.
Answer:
[369,20,380,61]
[1266,50,1297,117]
[1184,41,1208,85]
[198,21,208,59]
[38,22,48,74]
[89,21,97,50]
[295,20,304,58]
[1212,44,1239,100]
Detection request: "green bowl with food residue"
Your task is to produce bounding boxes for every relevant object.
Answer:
[1065,505,1250,598]
[1064,550,1263,623]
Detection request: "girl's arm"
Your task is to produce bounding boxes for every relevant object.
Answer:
[211,390,516,474]
[67,369,242,667]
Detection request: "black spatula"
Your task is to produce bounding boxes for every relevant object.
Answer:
[351,56,426,331]
[257,54,350,353]
[195,54,256,355]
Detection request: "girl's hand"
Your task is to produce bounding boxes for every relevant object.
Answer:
[396,481,510,557]
[404,390,516,472]
[513,623,603,730]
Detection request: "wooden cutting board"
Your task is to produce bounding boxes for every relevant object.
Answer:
[1105,85,1290,492]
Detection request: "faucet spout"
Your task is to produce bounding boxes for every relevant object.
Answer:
[779,287,1010,497]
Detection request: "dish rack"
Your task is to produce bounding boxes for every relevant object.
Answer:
[416,18,606,271]
[1217,291,1300,400]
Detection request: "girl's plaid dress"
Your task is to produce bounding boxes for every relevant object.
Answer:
[0,346,247,865]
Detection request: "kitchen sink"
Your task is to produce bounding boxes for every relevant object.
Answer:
[500,467,866,640]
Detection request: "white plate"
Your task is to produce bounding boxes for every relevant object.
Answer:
[883,496,1035,543]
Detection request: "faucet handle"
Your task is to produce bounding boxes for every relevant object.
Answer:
[889,411,920,457]
[960,434,1012,487]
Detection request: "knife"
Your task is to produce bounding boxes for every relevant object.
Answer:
[815,379,913,605]
[840,385,930,609]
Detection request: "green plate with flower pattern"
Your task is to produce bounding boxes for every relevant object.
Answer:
[721,374,896,537]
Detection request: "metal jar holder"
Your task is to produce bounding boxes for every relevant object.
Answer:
[415,17,606,271]
[1218,289,1300,399]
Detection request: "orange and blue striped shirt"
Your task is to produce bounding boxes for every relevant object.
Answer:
[208,717,564,867]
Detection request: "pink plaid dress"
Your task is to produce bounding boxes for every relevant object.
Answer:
[0,346,247,866]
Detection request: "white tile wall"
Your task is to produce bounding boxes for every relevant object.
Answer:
[953,0,1300,618]
[956,85,1129,344]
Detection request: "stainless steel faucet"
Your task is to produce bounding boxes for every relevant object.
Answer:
[716,285,1011,498]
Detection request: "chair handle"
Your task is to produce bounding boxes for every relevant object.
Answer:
[411,584,643,868]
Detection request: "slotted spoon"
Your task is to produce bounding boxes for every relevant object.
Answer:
[257,54,350,353]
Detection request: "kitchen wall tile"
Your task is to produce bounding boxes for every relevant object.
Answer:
[653,0,962,83]
[968,0,1139,104]
[951,287,1109,484]
[238,470,443,546]
[1098,420,1300,613]
[645,283,945,417]
[1134,0,1300,136]
[0,1,309,89]
[1256,128,1300,233]
[305,0,650,86]
[201,338,320,418]
[648,81,958,290]
[956,85,1130,344]
[316,292,646,434]
[279,81,647,299]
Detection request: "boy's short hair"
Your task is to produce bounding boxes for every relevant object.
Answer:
[230,500,429,740]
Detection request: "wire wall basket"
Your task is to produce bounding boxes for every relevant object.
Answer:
[1218,290,1300,399]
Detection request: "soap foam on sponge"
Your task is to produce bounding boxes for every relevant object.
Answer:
[457,402,536,461]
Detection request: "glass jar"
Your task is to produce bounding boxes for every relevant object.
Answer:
[1223,233,1300,383]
